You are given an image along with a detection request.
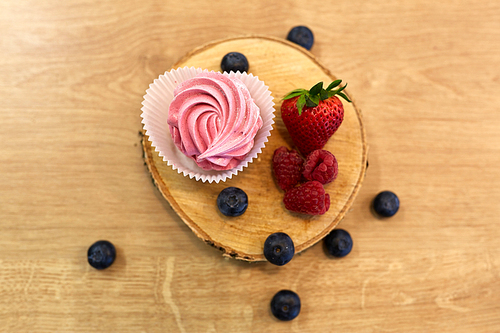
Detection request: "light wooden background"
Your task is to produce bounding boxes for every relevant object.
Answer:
[1,0,499,332]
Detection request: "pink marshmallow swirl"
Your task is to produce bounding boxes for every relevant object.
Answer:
[167,72,263,171]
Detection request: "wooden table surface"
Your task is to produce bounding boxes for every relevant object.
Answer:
[1,1,499,332]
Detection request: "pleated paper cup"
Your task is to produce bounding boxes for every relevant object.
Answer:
[140,67,275,183]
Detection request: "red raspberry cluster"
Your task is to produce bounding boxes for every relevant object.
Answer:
[272,146,304,191]
[272,147,338,215]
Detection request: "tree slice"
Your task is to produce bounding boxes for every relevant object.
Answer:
[142,35,367,262]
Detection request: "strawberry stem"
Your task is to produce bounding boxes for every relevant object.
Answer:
[283,80,351,115]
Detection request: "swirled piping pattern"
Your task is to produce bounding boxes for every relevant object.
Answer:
[167,72,263,170]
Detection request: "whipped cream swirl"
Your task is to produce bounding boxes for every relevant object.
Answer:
[167,72,263,170]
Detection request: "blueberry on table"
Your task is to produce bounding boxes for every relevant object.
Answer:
[220,52,249,73]
[373,191,400,217]
[88,240,116,270]
[264,232,295,266]
[217,187,248,217]
[324,229,353,258]
[270,290,301,321]
[286,26,314,50]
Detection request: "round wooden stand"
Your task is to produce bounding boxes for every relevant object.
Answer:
[142,35,367,261]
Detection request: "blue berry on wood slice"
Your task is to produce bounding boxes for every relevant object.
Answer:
[220,52,249,73]
[270,290,301,321]
[324,229,353,257]
[88,240,116,270]
[264,232,295,266]
[217,187,248,217]
[287,26,314,50]
[373,191,400,217]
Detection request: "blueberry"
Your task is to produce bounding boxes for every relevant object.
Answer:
[286,26,314,50]
[88,240,116,270]
[220,52,249,73]
[373,191,400,217]
[264,232,294,266]
[217,187,248,217]
[324,229,353,257]
[270,290,301,321]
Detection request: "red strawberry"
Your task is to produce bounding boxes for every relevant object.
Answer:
[272,146,304,191]
[281,80,350,157]
[283,181,330,215]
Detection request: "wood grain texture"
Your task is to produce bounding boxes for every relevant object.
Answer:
[143,36,367,261]
[1,0,500,332]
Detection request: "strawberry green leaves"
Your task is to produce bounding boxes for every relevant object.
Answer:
[283,80,351,115]
[296,95,306,114]
[283,89,307,100]
[326,80,341,91]
[309,82,323,96]
[328,82,351,104]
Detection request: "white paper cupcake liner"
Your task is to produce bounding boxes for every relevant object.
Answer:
[141,67,275,183]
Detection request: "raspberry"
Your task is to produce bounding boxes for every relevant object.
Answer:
[303,149,338,185]
[273,146,304,191]
[283,181,330,215]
